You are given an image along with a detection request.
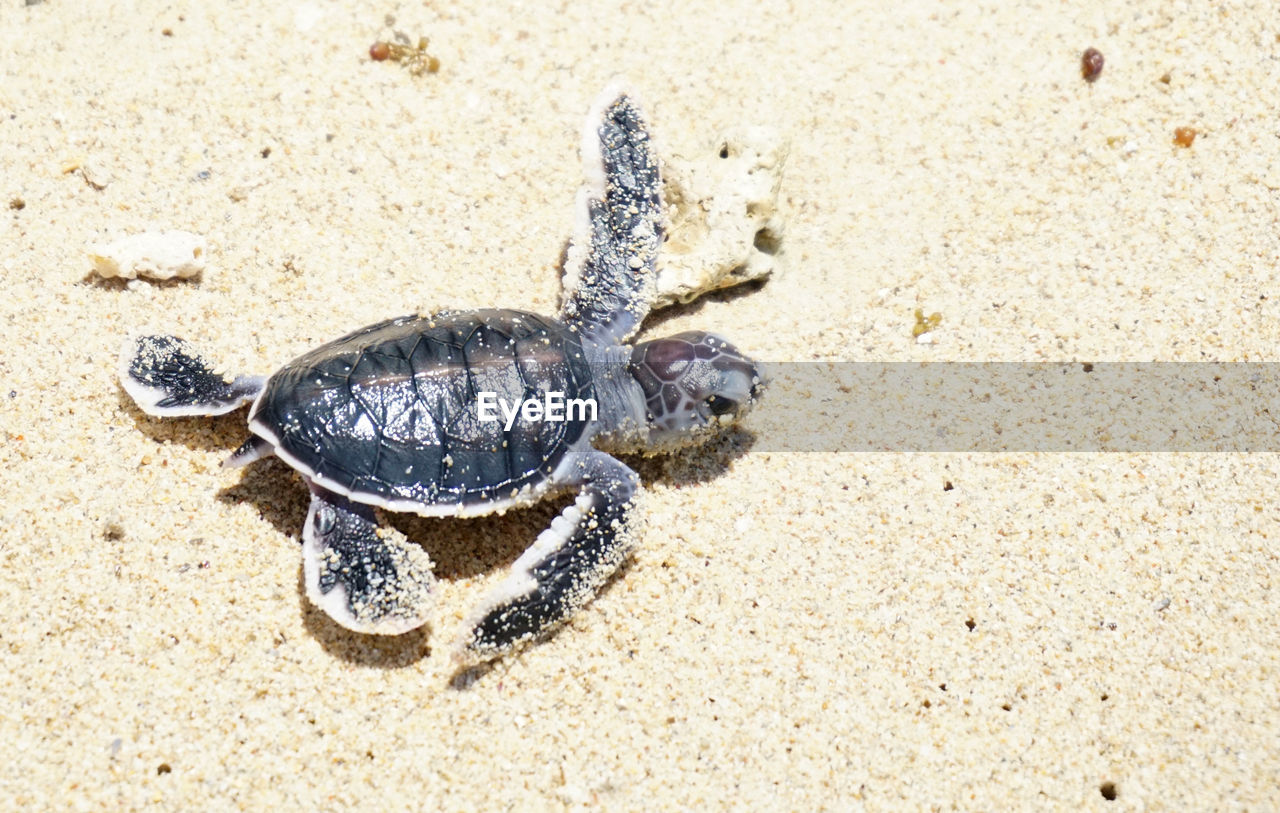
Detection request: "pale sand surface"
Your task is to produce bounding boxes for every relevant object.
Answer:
[3,1,1279,809]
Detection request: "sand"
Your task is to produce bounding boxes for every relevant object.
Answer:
[3,0,1279,809]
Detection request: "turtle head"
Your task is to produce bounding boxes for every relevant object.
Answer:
[628,331,764,448]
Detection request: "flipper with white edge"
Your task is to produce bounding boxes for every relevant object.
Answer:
[560,83,664,345]
[454,450,642,663]
[119,335,265,417]
[303,486,436,635]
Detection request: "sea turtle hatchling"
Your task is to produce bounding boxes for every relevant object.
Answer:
[119,84,765,664]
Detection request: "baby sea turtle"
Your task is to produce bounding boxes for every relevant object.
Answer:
[119,84,764,664]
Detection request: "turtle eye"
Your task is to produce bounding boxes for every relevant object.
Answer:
[704,394,737,416]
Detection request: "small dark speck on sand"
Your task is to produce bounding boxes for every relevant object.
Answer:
[1081,48,1104,82]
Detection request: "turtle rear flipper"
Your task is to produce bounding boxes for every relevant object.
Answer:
[561,84,663,345]
[453,451,643,664]
[303,486,435,635]
[119,335,265,417]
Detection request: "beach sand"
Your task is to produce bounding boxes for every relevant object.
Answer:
[2,0,1278,808]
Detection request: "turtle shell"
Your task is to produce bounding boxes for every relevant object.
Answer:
[249,309,596,512]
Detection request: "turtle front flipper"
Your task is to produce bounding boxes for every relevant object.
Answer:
[560,83,664,345]
[119,335,265,417]
[303,486,435,635]
[454,451,644,664]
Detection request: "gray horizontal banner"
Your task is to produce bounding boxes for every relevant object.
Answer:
[749,363,1280,452]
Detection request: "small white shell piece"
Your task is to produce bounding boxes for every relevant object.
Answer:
[656,128,788,307]
[88,230,207,280]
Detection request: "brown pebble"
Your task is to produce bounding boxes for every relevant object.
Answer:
[1081,48,1104,82]
[369,41,391,61]
[1173,127,1197,148]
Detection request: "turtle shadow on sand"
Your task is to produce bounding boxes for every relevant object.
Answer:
[294,567,434,668]
[117,388,248,454]
[206,428,751,670]
[634,277,768,335]
[624,425,759,489]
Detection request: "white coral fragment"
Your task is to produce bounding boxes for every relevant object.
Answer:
[655,127,787,308]
[89,231,207,281]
